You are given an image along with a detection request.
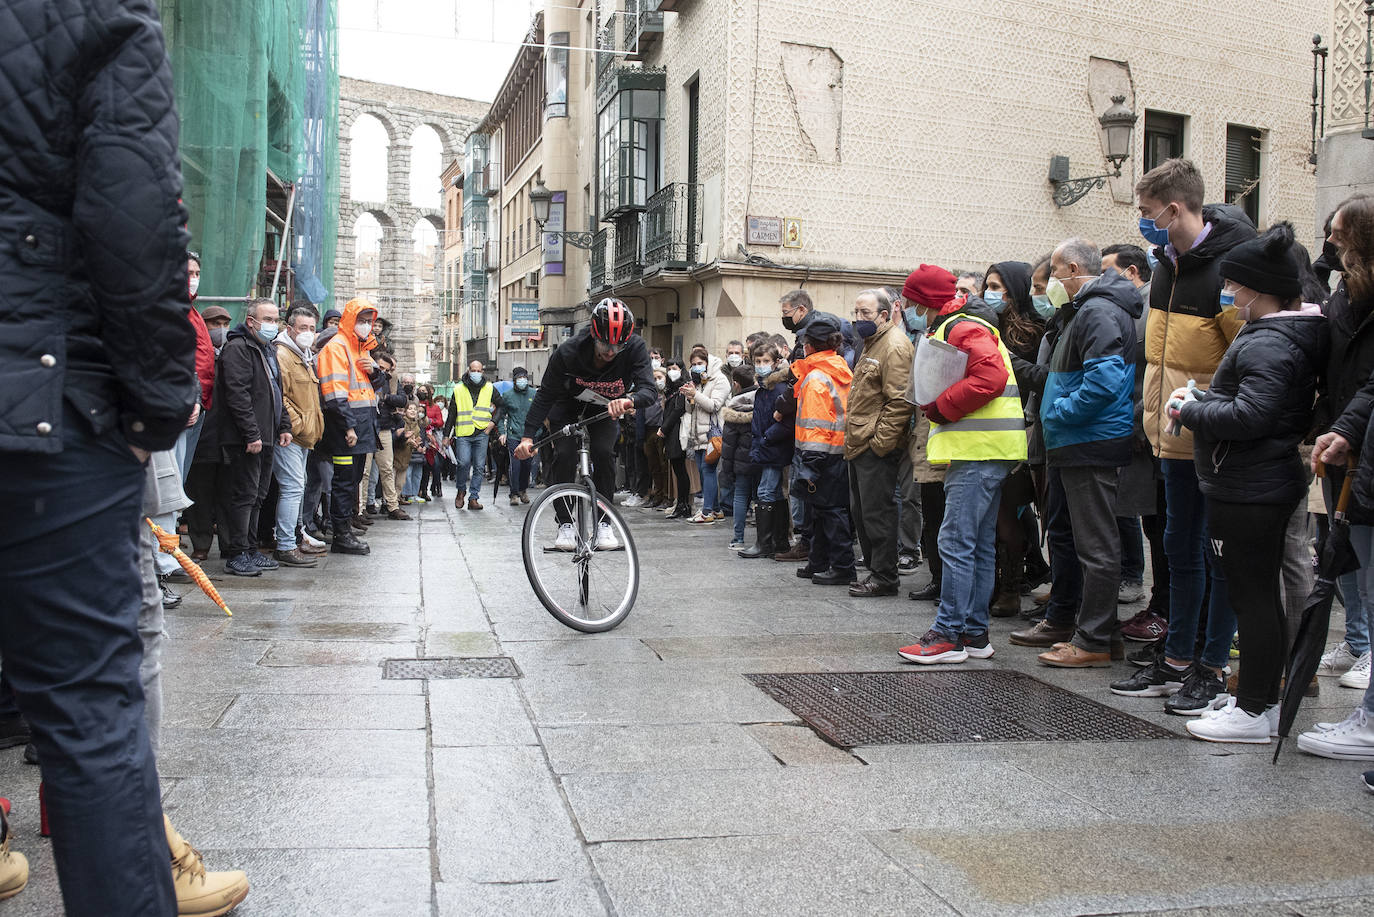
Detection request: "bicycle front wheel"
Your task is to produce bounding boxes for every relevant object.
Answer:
[521,482,639,632]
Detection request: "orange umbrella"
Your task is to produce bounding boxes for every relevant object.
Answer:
[145,519,232,616]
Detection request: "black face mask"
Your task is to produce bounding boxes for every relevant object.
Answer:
[1322,239,1346,273]
[403,384,415,396]
[781,314,798,332]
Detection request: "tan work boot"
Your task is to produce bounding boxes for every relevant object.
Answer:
[0,802,28,900]
[165,815,249,916]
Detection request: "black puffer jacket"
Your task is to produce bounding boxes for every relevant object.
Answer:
[720,389,756,482]
[1179,308,1327,506]
[0,0,195,454]
[214,326,290,449]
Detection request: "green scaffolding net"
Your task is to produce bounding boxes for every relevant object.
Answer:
[157,0,338,323]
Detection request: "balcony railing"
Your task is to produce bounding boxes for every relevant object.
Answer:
[480,162,501,197]
[611,214,641,284]
[589,228,609,293]
[485,238,501,271]
[596,19,617,81]
[624,1,664,57]
[643,183,702,269]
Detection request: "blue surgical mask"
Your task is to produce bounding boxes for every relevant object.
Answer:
[982,290,1005,313]
[755,363,774,377]
[1145,249,1160,272]
[1218,290,1236,308]
[903,307,926,336]
[691,364,705,376]
[1031,294,1055,319]
[1138,206,1174,247]
[515,379,529,390]
[256,321,279,343]
[468,371,483,384]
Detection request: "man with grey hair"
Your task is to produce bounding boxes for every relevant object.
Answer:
[1035,238,1145,669]
[845,288,915,596]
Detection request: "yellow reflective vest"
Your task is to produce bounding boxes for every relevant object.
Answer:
[925,314,1028,464]
[451,382,495,437]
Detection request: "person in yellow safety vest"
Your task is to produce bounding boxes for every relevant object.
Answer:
[443,359,505,511]
[791,315,856,587]
[896,264,1027,666]
[316,298,382,555]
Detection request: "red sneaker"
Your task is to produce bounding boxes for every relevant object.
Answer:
[898,629,969,665]
[1122,609,1167,642]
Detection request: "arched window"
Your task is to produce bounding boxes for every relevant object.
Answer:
[349,114,390,201]
[354,212,383,297]
[409,125,444,209]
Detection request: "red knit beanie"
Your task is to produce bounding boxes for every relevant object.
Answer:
[902,264,958,309]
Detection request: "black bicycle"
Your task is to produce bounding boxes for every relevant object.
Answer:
[520,411,639,632]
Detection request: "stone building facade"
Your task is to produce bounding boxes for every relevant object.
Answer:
[336,77,486,371]
[471,0,1330,357]
[1314,0,1374,229]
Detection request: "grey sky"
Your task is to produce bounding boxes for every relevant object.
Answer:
[340,0,536,103]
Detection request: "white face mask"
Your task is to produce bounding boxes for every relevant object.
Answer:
[295,330,315,350]
[188,276,200,297]
[726,353,744,367]
[667,368,681,382]
[655,377,666,390]
[354,321,372,340]
[651,359,662,371]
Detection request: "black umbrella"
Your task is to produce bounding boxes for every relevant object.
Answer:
[1274,458,1360,762]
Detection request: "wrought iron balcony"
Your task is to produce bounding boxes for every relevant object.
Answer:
[624,1,664,57]
[642,183,702,270]
[596,20,617,81]
[589,228,609,293]
[611,214,642,284]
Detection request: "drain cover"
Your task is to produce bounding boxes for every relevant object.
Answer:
[382,657,520,680]
[746,670,1177,747]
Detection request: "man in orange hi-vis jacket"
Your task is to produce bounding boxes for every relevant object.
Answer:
[316,299,381,556]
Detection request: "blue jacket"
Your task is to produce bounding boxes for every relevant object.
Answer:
[749,373,795,467]
[1041,269,1142,467]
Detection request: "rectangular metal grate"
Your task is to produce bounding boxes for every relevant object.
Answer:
[746,670,1177,747]
[382,657,521,680]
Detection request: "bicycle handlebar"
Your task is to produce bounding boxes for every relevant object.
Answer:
[531,410,615,449]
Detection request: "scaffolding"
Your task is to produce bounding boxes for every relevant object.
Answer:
[157,0,339,321]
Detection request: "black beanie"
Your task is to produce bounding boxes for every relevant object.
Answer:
[1218,222,1303,301]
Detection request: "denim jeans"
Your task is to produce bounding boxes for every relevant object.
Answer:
[719,476,735,516]
[695,448,719,514]
[273,440,308,551]
[757,464,785,502]
[508,442,533,494]
[0,405,177,915]
[1117,515,1144,583]
[405,461,423,499]
[1338,570,1369,656]
[933,460,1012,640]
[732,469,758,541]
[1161,458,1235,668]
[454,432,488,500]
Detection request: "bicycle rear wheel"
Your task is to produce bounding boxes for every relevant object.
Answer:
[521,482,638,632]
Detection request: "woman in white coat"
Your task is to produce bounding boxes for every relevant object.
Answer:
[679,346,731,523]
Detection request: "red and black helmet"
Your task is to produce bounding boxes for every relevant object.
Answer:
[590,298,634,346]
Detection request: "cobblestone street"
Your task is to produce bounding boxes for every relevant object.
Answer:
[2,492,1372,916]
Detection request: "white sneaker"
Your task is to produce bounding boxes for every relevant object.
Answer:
[728,540,745,550]
[1296,707,1374,759]
[1186,697,1272,744]
[300,531,326,550]
[554,523,577,551]
[687,512,716,525]
[1118,581,1146,604]
[595,522,620,550]
[1313,708,1364,732]
[1339,652,1372,689]
[1318,641,1361,676]
[623,494,643,507]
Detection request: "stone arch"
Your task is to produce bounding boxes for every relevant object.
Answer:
[352,211,386,297]
[408,124,446,210]
[341,104,402,143]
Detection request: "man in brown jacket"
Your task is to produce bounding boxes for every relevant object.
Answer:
[272,306,326,566]
[846,289,915,597]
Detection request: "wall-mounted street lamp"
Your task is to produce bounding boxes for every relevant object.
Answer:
[529,179,598,249]
[1048,95,1138,207]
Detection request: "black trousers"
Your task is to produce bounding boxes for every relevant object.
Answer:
[184,458,231,556]
[1207,498,1297,714]
[330,453,365,529]
[0,406,177,915]
[669,454,690,505]
[550,406,617,523]
[1142,480,1171,618]
[807,501,855,578]
[849,449,902,587]
[919,482,945,582]
[224,446,274,556]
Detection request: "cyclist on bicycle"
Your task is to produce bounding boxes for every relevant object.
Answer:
[514,299,656,549]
